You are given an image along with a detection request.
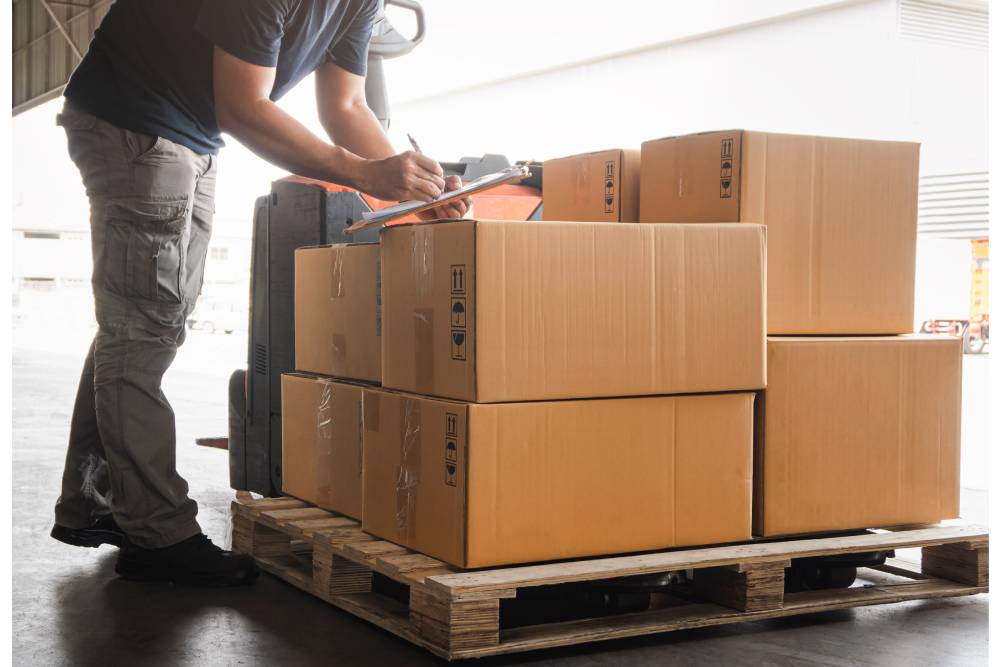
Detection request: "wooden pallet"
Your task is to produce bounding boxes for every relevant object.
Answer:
[230,497,988,661]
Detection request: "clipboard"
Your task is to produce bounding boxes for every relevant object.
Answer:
[345,165,531,233]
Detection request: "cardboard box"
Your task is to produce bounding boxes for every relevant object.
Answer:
[281,373,364,519]
[543,148,640,222]
[755,335,962,537]
[380,219,766,402]
[639,130,919,334]
[362,388,753,567]
[294,243,380,382]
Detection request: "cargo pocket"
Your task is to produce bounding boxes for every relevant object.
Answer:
[103,197,190,303]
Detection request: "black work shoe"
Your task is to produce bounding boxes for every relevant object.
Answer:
[115,533,260,587]
[51,514,125,548]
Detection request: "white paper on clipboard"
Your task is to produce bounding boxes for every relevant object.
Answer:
[345,165,531,233]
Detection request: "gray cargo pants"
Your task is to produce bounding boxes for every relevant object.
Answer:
[53,101,216,548]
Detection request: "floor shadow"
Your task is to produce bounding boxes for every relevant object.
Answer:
[48,550,440,667]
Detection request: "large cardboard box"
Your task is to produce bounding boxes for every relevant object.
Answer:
[755,335,962,537]
[294,243,380,382]
[281,373,364,519]
[639,130,919,334]
[543,148,640,222]
[380,219,766,402]
[362,388,753,567]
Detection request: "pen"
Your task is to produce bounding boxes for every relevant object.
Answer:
[407,133,422,154]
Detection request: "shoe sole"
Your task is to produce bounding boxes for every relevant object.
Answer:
[51,524,124,549]
[115,558,260,587]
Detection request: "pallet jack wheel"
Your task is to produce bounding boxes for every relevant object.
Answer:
[786,564,858,592]
[785,549,892,592]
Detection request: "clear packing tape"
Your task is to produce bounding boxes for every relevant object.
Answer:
[330,248,346,364]
[411,225,436,393]
[317,381,334,454]
[330,247,345,298]
[395,398,421,538]
[411,225,434,297]
[316,380,335,502]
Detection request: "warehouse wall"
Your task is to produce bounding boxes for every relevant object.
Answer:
[387,0,987,178]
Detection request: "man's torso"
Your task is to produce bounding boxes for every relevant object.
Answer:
[65,0,376,155]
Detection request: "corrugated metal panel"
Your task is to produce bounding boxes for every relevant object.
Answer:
[917,172,989,240]
[898,0,988,48]
[11,0,110,115]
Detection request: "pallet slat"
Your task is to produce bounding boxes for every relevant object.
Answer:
[423,524,988,597]
[477,578,984,659]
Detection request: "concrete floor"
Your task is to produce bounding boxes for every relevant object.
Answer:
[12,328,989,666]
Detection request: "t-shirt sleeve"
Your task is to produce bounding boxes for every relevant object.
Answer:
[196,0,296,68]
[324,0,379,76]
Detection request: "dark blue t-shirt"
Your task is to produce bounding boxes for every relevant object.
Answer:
[64,0,378,155]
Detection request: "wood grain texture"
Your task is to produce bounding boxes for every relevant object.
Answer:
[922,542,989,587]
[424,524,988,596]
[694,561,787,611]
[230,496,988,661]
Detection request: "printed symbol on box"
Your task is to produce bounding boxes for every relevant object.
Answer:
[721,138,734,159]
[444,413,459,486]
[450,298,466,327]
[604,160,615,213]
[720,179,733,199]
[450,264,466,295]
[720,159,733,179]
[451,329,466,360]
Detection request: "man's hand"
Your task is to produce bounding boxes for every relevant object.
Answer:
[417,175,471,220]
[359,151,446,202]
[314,63,466,216]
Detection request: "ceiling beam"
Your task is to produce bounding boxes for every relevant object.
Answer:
[36,0,84,60]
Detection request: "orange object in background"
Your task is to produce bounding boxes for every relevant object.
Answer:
[278,175,541,225]
[970,239,989,319]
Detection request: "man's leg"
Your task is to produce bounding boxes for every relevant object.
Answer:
[56,101,208,548]
[54,102,256,585]
[51,336,122,547]
[54,338,108,526]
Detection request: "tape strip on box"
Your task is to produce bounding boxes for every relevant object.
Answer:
[395,398,421,538]
[330,247,345,298]
[315,381,335,506]
[411,225,434,297]
[317,380,334,455]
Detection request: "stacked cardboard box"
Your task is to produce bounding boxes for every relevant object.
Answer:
[279,243,381,519]
[285,217,767,567]
[754,335,961,536]
[362,219,766,566]
[283,128,961,568]
[543,149,640,223]
[636,130,961,537]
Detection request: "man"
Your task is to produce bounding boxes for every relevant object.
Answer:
[50,0,468,587]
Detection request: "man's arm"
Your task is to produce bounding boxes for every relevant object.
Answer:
[315,62,469,218]
[212,46,444,202]
[315,61,394,160]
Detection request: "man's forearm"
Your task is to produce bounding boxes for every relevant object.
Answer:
[321,102,396,161]
[219,97,372,190]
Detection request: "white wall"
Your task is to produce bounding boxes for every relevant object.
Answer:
[387,0,988,177]
[914,238,973,323]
